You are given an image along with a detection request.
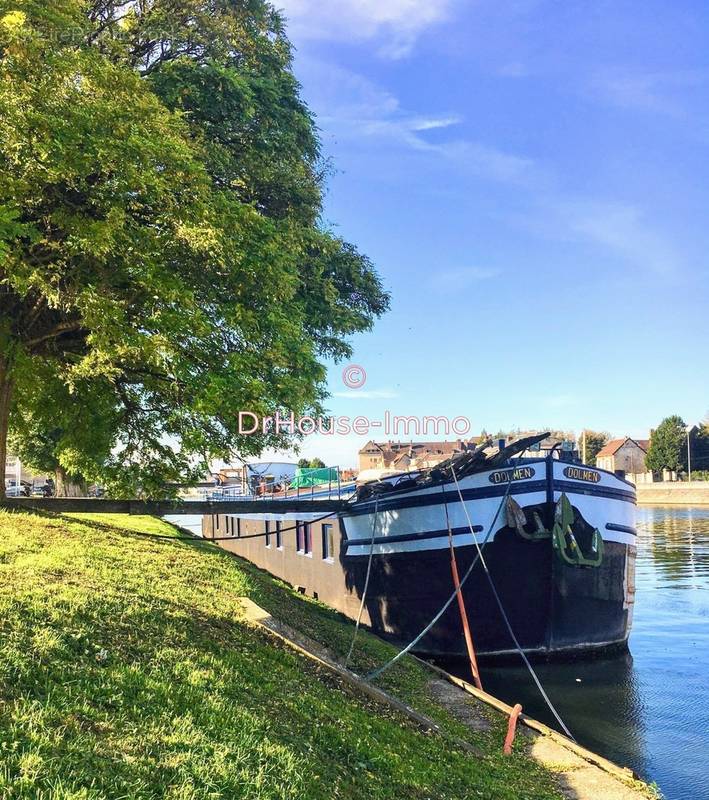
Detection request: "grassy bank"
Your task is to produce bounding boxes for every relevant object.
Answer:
[0,510,565,799]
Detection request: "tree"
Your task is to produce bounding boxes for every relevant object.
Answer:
[694,422,709,472]
[0,2,389,498]
[645,416,688,474]
[580,430,610,466]
[297,457,326,470]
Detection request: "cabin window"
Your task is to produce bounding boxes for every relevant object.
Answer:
[276,521,282,549]
[304,523,312,555]
[265,521,271,548]
[322,524,334,561]
[236,517,241,538]
[215,515,220,531]
[296,522,304,553]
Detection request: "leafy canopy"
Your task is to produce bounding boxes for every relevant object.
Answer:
[645,415,688,474]
[0,0,389,497]
[297,457,326,470]
[581,430,610,466]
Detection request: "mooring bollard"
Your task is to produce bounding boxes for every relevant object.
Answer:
[504,703,523,755]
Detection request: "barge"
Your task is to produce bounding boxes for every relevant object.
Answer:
[203,435,637,659]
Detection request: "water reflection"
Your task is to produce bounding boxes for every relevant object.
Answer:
[636,506,709,591]
[445,506,709,800]
[480,652,648,776]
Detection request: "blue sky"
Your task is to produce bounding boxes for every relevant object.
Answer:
[269,0,709,467]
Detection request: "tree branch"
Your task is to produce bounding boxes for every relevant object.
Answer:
[26,322,84,350]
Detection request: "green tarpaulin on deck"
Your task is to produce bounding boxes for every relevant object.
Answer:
[289,467,338,488]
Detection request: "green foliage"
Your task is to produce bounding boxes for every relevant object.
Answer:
[686,470,709,481]
[0,511,566,799]
[7,357,117,485]
[582,430,610,466]
[646,415,688,474]
[298,457,326,469]
[0,0,389,497]
[692,424,709,472]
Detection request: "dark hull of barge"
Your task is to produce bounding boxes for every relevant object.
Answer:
[342,534,634,660]
[202,507,635,660]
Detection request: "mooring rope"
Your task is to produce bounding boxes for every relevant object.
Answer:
[364,468,516,682]
[344,495,380,668]
[449,464,575,741]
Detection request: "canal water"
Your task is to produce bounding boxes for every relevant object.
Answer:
[470,506,709,800]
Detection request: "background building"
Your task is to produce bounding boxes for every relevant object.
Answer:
[358,439,483,475]
[596,438,649,474]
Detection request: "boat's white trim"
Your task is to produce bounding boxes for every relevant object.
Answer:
[205,460,636,556]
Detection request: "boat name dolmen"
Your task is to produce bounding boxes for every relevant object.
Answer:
[563,466,602,483]
[488,466,536,484]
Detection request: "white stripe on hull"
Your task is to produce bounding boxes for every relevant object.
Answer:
[342,461,636,556]
[208,460,637,555]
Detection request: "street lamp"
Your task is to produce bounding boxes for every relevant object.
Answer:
[686,425,693,482]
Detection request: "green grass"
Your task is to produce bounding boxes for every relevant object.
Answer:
[0,510,565,800]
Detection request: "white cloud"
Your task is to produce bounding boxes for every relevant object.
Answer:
[434,140,535,183]
[299,60,536,183]
[410,116,463,132]
[592,69,708,116]
[302,61,459,148]
[510,191,685,277]
[297,53,684,279]
[558,200,681,276]
[276,0,453,58]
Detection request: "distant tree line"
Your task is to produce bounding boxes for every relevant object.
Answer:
[482,420,709,476]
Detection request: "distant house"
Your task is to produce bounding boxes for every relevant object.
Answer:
[358,439,482,475]
[595,438,648,474]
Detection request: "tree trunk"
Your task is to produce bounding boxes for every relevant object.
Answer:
[0,356,13,502]
[55,466,88,498]
[0,368,12,500]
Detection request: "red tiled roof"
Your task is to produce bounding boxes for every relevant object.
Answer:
[596,438,629,458]
[596,437,649,458]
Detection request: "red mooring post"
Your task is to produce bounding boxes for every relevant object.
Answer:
[503,703,524,755]
[449,551,483,691]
